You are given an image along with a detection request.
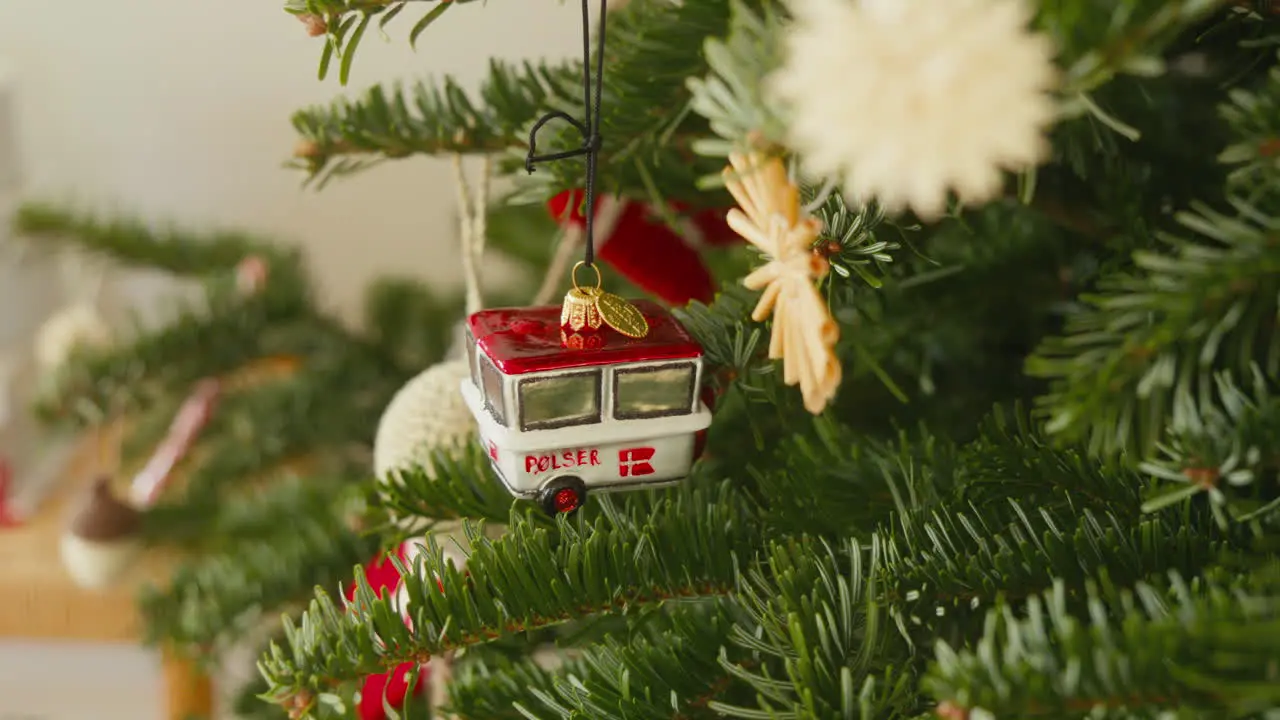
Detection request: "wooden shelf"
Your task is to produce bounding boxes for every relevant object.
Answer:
[0,437,170,640]
[0,436,211,719]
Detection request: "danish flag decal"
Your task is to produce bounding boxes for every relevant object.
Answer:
[619,447,655,477]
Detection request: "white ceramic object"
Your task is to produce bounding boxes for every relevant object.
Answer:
[59,532,143,590]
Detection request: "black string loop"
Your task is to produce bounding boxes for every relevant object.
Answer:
[525,0,608,268]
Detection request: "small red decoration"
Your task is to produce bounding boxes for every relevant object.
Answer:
[547,190,739,307]
[0,458,19,528]
[343,543,427,720]
[235,255,270,296]
[553,487,581,513]
[618,447,656,477]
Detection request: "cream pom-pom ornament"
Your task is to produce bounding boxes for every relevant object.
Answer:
[769,0,1060,220]
[373,358,476,483]
[35,302,111,375]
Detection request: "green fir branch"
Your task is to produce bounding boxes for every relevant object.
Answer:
[448,653,560,720]
[138,483,378,659]
[283,0,488,84]
[956,409,1147,519]
[1219,56,1280,190]
[1140,366,1280,523]
[877,499,1224,648]
[686,0,788,159]
[258,484,756,715]
[377,445,522,529]
[290,59,577,186]
[11,202,298,277]
[1045,0,1229,96]
[713,537,919,719]
[468,607,745,719]
[1028,193,1280,459]
[753,418,952,539]
[924,568,1280,718]
[34,288,313,426]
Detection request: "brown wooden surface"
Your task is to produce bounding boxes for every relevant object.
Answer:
[0,434,170,640]
[164,649,216,718]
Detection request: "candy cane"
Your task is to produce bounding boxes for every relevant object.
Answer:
[128,378,222,508]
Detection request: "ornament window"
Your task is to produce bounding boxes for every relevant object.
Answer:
[466,328,478,389]
[613,363,697,420]
[518,370,602,431]
[480,355,507,426]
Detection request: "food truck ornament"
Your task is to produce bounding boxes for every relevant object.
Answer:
[460,294,712,515]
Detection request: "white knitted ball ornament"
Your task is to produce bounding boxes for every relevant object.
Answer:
[373,358,476,481]
[35,303,112,376]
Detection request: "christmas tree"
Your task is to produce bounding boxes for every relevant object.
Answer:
[14,0,1280,717]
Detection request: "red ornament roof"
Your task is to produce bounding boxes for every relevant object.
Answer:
[467,300,702,374]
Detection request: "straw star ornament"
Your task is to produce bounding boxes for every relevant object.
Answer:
[724,152,841,414]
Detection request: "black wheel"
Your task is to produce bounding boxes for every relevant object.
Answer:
[538,476,587,515]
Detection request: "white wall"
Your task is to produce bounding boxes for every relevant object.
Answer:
[0,0,583,321]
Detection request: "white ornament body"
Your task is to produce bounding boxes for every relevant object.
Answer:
[59,532,142,590]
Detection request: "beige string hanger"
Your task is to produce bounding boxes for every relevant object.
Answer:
[451,153,492,316]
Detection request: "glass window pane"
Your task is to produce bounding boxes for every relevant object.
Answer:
[520,372,601,430]
[481,356,506,426]
[614,364,695,420]
[466,329,478,388]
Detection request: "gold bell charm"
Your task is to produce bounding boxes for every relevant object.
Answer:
[559,261,650,339]
[561,262,604,331]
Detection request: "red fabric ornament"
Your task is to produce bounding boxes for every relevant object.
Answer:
[547,190,739,307]
[0,458,19,528]
[343,543,427,720]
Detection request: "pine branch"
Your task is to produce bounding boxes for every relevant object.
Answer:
[753,418,953,539]
[283,0,487,85]
[34,288,314,426]
[141,467,356,550]
[361,277,465,371]
[956,409,1147,519]
[378,445,524,528]
[293,0,734,205]
[290,59,577,187]
[153,357,403,526]
[712,537,919,719]
[1140,365,1280,524]
[877,498,1225,649]
[452,606,744,720]
[11,202,299,277]
[257,483,757,716]
[1045,0,1230,96]
[1028,192,1280,459]
[138,481,378,659]
[924,568,1280,718]
[1219,57,1280,190]
[510,0,733,207]
[447,653,559,720]
[686,0,788,159]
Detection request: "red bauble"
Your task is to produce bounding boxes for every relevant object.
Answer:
[547,190,739,307]
[343,544,427,720]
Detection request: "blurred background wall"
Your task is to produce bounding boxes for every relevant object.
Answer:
[0,0,583,322]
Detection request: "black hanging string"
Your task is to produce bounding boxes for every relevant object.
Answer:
[525,0,608,268]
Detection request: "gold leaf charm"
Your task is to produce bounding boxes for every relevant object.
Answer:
[597,292,649,338]
[561,285,603,331]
